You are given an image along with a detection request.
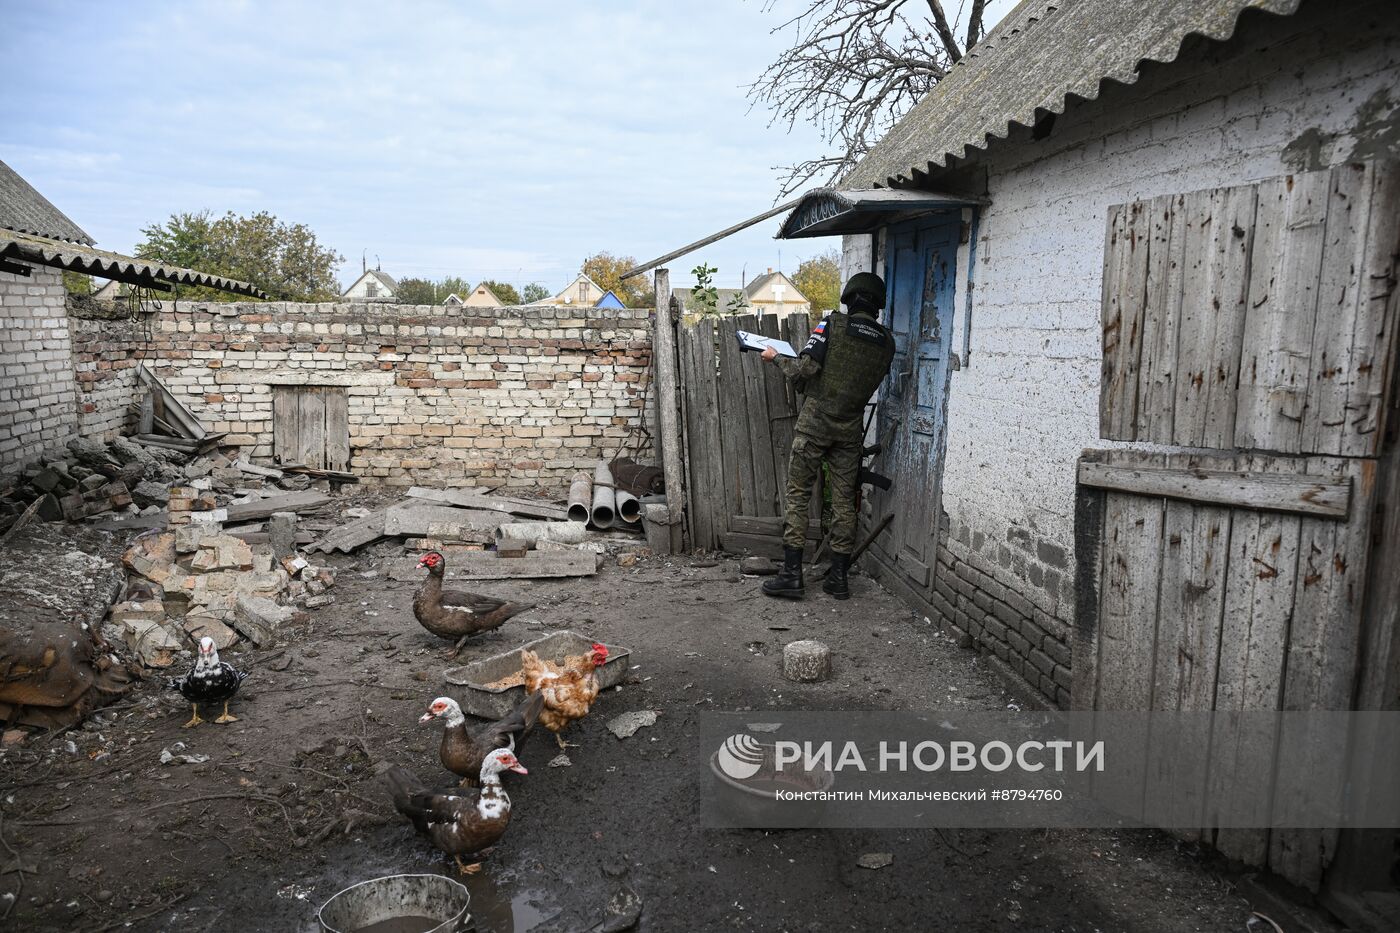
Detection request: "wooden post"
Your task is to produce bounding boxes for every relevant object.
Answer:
[652,268,686,553]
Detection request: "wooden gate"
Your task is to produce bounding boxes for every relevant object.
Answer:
[1077,161,1400,893]
[677,311,812,552]
[272,385,350,471]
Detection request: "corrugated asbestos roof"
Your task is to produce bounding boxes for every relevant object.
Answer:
[846,0,1303,188]
[0,160,94,245]
[0,229,268,298]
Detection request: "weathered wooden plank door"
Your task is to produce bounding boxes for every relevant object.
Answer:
[675,312,813,551]
[1080,161,1400,893]
[872,214,960,588]
[272,385,350,471]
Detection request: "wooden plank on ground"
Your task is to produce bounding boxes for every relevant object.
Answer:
[406,486,568,520]
[1076,460,1350,519]
[1099,201,1150,440]
[383,504,501,537]
[225,491,333,523]
[136,364,206,439]
[389,550,596,581]
[1234,171,1330,454]
[308,510,386,553]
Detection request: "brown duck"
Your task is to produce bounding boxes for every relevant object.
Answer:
[420,693,544,786]
[413,551,534,657]
[381,748,526,874]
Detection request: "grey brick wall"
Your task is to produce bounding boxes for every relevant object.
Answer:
[0,268,79,472]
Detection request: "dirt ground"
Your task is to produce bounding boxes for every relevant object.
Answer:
[1,524,1302,932]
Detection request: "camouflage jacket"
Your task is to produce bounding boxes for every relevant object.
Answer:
[776,309,895,439]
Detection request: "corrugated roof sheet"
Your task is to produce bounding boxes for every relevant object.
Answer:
[847,0,1303,189]
[0,229,267,298]
[0,160,94,245]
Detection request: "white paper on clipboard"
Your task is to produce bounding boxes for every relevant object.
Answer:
[735,330,798,358]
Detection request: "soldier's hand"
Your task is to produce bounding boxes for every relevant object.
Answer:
[760,347,777,362]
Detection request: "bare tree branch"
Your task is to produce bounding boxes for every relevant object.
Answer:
[966,0,986,48]
[751,0,985,197]
[924,0,963,63]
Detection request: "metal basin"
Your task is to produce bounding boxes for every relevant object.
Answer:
[709,741,835,827]
[317,873,471,933]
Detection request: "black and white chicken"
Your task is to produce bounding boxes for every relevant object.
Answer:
[168,636,248,728]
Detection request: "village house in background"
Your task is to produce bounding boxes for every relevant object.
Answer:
[530,272,606,307]
[340,265,398,302]
[461,283,503,307]
[671,267,809,317]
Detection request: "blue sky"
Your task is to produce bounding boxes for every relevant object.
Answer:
[1,0,1012,293]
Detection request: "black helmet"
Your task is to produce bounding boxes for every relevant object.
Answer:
[840,272,886,311]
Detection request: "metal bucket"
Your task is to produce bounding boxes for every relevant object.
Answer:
[317,873,471,933]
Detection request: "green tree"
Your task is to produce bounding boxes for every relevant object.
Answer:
[478,280,521,305]
[135,210,343,302]
[394,277,436,305]
[792,248,841,321]
[582,251,654,307]
[521,282,550,303]
[63,271,93,295]
[690,263,719,315]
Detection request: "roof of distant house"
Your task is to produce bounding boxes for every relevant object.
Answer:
[848,0,1302,188]
[744,270,807,303]
[0,159,94,245]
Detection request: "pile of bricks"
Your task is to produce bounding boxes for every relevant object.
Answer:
[110,507,334,666]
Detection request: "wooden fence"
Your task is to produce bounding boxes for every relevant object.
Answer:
[677,311,813,552]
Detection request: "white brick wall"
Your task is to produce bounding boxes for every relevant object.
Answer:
[0,267,79,471]
[848,0,1399,629]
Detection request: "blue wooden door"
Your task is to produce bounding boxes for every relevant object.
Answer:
[873,214,959,589]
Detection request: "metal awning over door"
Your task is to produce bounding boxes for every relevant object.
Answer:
[776,188,987,239]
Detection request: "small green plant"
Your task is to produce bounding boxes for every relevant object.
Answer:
[690,263,719,315]
[725,289,750,315]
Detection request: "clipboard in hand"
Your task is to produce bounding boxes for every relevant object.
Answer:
[735,330,798,358]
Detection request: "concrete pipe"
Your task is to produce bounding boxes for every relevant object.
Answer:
[567,471,592,524]
[615,488,642,524]
[496,521,587,548]
[591,461,616,529]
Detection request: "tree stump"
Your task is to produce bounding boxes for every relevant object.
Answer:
[782,639,831,682]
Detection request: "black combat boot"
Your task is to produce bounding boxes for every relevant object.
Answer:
[762,547,805,598]
[823,552,851,600]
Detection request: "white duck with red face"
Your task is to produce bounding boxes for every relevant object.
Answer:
[168,636,248,728]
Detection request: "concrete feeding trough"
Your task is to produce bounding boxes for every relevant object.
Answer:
[444,630,632,720]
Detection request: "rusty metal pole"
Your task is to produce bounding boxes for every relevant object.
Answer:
[651,268,685,553]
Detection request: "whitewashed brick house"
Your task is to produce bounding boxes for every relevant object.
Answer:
[774,0,1397,907]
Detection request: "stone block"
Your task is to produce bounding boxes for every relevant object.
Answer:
[183,612,239,650]
[232,596,295,646]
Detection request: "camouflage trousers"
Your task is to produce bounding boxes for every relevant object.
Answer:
[782,430,862,553]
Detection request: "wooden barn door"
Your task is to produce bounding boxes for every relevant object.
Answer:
[272,385,350,471]
[870,214,960,589]
[1078,161,1400,893]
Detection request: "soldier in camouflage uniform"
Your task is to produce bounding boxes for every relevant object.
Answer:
[759,271,895,600]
